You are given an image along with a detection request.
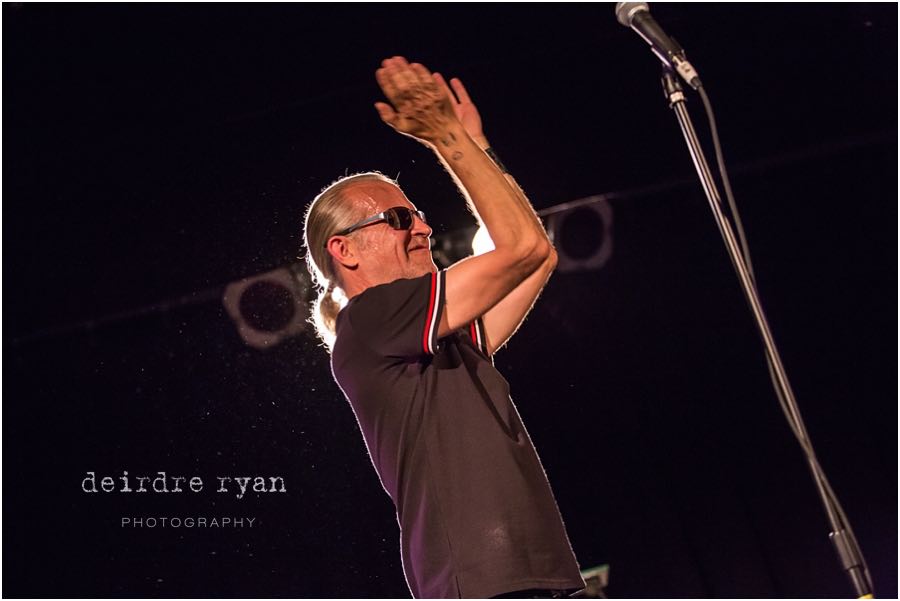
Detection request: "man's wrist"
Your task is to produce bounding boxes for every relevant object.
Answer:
[428,124,468,151]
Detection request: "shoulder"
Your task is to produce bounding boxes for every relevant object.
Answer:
[337,271,446,358]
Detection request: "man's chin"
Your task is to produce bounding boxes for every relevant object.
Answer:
[405,260,436,278]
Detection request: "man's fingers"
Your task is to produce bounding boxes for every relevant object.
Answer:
[377,59,412,102]
[374,102,399,126]
[432,72,458,104]
[410,62,433,86]
[395,67,419,93]
[381,56,408,71]
[377,57,444,116]
[382,56,418,92]
[389,55,409,67]
[450,77,472,104]
[375,67,401,101]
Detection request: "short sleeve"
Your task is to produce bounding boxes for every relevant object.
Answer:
[467,316,490,356]
[346,270,446,358]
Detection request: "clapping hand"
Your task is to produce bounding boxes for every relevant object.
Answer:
[374,56,459,146]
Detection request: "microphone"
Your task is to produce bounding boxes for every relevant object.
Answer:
[615,2,701,89]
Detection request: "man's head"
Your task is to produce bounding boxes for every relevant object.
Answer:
[303,172,435,349]
[328,179,436,285]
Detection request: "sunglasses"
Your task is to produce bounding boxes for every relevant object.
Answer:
[326,206,427,246]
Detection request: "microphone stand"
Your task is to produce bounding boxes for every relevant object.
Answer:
[659,67,873,599]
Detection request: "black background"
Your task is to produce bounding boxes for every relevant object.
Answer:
[3,3,897,598]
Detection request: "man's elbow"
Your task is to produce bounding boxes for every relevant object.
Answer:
[516,238,552,274]
[493,237,552,278]
[530,239,559,274]
[545,244,559,272]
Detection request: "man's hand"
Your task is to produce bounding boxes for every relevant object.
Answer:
[374,57,460,147]
[432,73,488,149]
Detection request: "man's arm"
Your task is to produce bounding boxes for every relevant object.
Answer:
[472,173,558,355]
[479,186,558,356]
[433,74,557,355]
[374,57,550,337]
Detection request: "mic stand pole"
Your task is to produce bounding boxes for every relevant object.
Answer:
[659,67,873,599]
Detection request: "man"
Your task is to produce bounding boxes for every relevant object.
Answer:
[303,57,585,599]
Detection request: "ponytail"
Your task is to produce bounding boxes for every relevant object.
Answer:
[302,171,398,352]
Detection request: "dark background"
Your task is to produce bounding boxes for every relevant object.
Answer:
[3,3,897,598]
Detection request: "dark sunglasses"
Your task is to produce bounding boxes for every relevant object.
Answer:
[326,206,427,246]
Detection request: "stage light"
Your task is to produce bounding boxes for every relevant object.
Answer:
[222,264,311,349]
[545,196,614,272]
[471,224,495,256]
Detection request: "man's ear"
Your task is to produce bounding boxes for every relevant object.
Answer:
[325,236,359,269]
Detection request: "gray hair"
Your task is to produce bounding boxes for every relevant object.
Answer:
[303,171,398,351]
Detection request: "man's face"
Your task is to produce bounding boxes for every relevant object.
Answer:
[344,180,436,284]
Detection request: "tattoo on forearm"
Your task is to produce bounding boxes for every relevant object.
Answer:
[439,131,457,148]
[451,151,463,161]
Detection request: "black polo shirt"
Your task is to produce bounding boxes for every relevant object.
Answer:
[331,270,585,599]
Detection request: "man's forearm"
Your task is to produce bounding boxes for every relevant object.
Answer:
[472,137,554,249]
[431,125,548,258]
[467,138,558,355]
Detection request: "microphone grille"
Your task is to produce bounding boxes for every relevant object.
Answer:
[615,2,650,27]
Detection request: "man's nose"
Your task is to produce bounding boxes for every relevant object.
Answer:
[411,214,432,237]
